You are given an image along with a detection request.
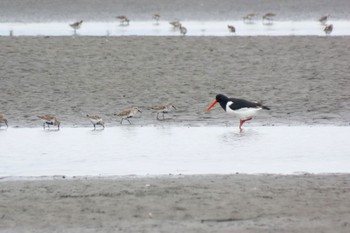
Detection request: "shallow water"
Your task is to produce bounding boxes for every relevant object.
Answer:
[1,21,348,36]
[1,126,349,177]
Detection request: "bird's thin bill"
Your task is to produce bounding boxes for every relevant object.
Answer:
[207,100,218,111]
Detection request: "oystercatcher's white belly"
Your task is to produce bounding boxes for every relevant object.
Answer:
[226,105,262,120]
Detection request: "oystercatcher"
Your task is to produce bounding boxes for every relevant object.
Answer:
[207,94,270,130]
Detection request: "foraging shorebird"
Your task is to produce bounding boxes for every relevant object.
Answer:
[227,25,236,34]
[0,113,8,128]
[179,25,187,35]
[243,13,257,23]
[207,94,270,131]
[114,107,142,124]
[153,13,160,22]
[319,15,329,25]
[324,24,333,35]
[86,114,105,129]
[116,15,130,25]
[262,13,276,24]
[169,20,181,29]
[38,114,60,130]
[69,20,83,34]
[151,103,176,120]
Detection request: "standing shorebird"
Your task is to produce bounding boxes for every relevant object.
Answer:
[179,25,187,35]
[324,24,333,35]
[169,20,181,30]
[0,113,8,128]
[38,114,60,130]
[262,13,276,24]
[86,114,105,129]
[319,15,329,25]
[207,94,270,131]
[227,25,236,34]
[116,15,130,25]
[151,103,176,120]
[69,20,83,35]
[114,107,142,124]
[243,13,257,23]
[153,13,160,23]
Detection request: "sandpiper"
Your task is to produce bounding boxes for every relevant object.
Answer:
[69,20,83,34]
[0,113,8,128]
[243,13,257,23]
[324,24,333,35]
[262,13,276,24]
[179,25,187,35]
[86,114,105,129]
[319,15,329,25]
[169,20,181,29]
[227,25,236,33]
[151,103,176,120]
[38,114,60,130]
[114,107,142,124]
[153,13,160,23]
[116,16,130,25]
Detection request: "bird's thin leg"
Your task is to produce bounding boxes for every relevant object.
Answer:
[43,123,46,129]
[239,117,253,130]
[156,112,160,120]
[127,118,132,124]
[120,118,124,124]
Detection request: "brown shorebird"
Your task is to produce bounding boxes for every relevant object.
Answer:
[151,103,176,120]
[319,15,329,25]
[38,114,60,130]
[114,107,142,124]
[243,13,257,23]
[262,13,276,24]
[0,113,8,128]
[227,25,236,33]
[179,25,187,35]
[324,24,333,35]
[69,20,83,34]
[86,114,105,129]
[153,13,160,22]
[169,20,181,29]
[116,16,130,25]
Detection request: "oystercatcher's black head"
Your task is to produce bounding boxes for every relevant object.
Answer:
[207,94,229,111]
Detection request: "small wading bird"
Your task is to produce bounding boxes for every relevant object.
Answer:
[179,25,187,35]
[86,114,105,129]
[38,114,60,130]
[114,107,142,124]
[319,15,329,25]
[169,20,181,30]
[227,25,236,34]
[116,15,130,25]
[207,94,270,131]
[69,20,83,34]
[0,113,8,128]
[153,13,160,23]
[151,103,176,120]
[262,13,276,24]
[243,13,257,23]
[324,24,333,35]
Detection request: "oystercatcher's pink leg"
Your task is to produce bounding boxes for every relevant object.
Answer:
[239,117,253,130]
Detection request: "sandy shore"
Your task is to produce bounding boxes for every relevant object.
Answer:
[0,0,350,22]
[0,36,349,127]
[0,174,349,232]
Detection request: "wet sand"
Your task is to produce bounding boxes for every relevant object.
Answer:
[1,174,350,232]
[0,0,350,22]
[0,36,350,127]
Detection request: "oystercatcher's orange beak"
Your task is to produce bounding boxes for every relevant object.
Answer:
[207,100,218,111]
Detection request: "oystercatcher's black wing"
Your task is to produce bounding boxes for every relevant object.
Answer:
[228,98,270,110]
